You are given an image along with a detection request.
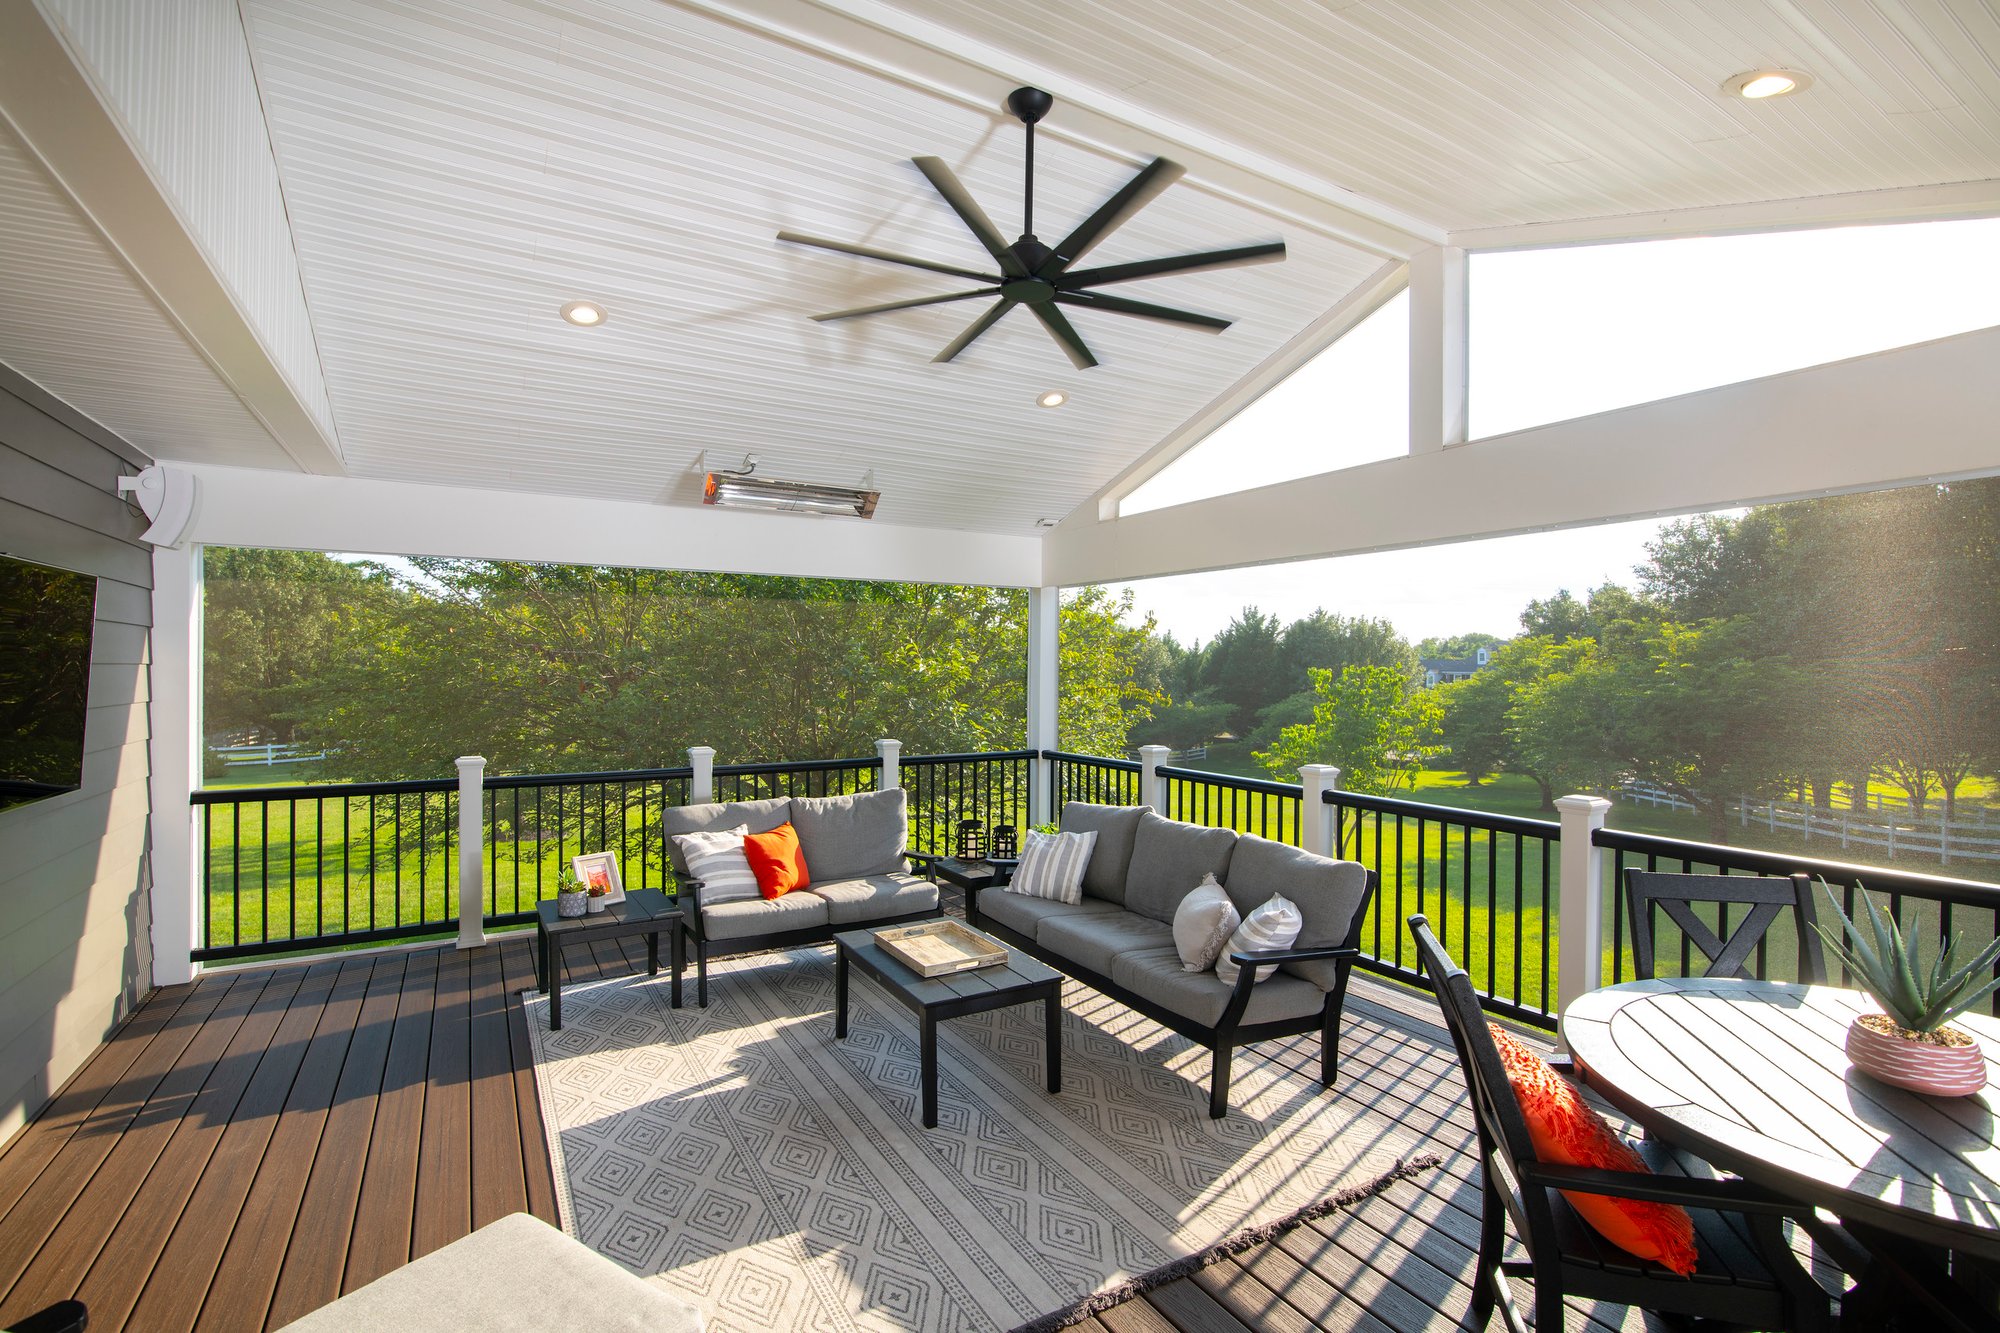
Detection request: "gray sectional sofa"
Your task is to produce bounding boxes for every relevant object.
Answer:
[661,786,939,1006]
[971,802,1378,1118]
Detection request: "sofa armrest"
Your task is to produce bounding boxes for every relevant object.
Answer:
[1225,944,1358,968]
[905,851,943,878]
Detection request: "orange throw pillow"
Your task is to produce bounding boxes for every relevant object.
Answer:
[743,823,810,898]
[1488,1023,1698,1275]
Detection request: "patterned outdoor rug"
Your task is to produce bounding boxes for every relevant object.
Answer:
[522,947,1427,1332]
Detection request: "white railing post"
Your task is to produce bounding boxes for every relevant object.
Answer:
[455,755,487,951]
[1138,745,1170,814]
[1299,764,1340,857]
[689,746,716,804]
[1026,585,1060,828]
[876,737,901,789]
[1555,794,1613,1035]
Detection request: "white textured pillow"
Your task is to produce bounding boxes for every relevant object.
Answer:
[673,825,759,905]
[1213,894,1303,986]
[1173,874,1241,972]
[1006,828,1097,905]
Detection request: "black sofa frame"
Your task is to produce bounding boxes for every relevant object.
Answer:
[968,871,1378,1118]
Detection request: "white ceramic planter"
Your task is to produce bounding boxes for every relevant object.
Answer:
[586,894,608,914]
[1846,1016,1987,1097]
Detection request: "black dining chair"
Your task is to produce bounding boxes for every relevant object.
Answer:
[1408,914,1836,1333]
[1625,869,1826,984]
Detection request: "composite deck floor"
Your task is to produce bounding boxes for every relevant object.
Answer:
[0,903,1686,1333]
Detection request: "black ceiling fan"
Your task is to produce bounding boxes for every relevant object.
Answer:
[777,87,1286,369]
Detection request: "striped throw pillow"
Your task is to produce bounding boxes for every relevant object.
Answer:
[1005,829,1097,905]
[672,825,759,905]
[1213,894,1302,987]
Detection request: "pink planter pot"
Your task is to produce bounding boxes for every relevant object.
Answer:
[1846,1017,1987,1097]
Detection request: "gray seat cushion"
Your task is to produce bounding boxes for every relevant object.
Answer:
[273,1212,703,1332]
[979,888,1122,943]
[1123,811,1238,924]
[700,890,829,940]
[792,787,908,880]
[1037,907,1177,977]
[1060,802,1151,905]
[1223,835,1370,988]
[1111,946,1326,1028]
[661,797,793,875]
[806,872,937,926]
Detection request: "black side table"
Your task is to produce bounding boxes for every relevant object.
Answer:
[535,887,684,1030]
[933,857,1015,926]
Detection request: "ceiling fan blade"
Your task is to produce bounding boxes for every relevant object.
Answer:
[1028,302,1099,370]
[1051,157,1186,270]
[776,231,998,283]
[912,157,1028,278]
[933,297,1018,363]
[1055,290,1231,332]
[810,288,1002,322]
[1061,241,1287,290]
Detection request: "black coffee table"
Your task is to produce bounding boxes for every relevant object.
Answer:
[535,887,683,1030]
[833,923,1061,1128]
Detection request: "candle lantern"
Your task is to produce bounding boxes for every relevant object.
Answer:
[956,818,986,861]
[991,825,1018,860]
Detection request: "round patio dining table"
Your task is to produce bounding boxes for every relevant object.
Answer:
[1561,976,2000,1265]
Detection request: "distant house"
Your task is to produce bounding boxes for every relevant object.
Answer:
[1421,646,1491,688]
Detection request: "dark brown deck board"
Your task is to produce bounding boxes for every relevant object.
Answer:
[467,942,526,1231]
[342,947,440,1292]
[496,935,558,1224]
[410,945,472,1261]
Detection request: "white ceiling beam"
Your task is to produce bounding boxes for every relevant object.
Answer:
[681,0,1444,258]
[177,464,1044,588]
[1407,245,1467,455]
[1043,322,2000,587]
[1449,179,2000,253]
[0,2,341,475]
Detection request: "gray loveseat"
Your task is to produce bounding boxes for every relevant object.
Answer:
[662,786,939,1005]
[971,802,1377,1118]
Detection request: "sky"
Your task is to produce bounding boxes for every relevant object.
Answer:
[1111,215,2000,647]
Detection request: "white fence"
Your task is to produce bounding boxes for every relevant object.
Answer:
[1621,781,2000,866]
[210,741,326,768]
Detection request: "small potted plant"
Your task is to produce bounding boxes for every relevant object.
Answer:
[1815,881,2000,1096]
[556,871,588,919]
[586,881,611,914]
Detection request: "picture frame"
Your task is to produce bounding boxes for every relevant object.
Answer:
[570,850,625,905]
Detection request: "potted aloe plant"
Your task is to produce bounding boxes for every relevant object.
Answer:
[1815,881,2000,1096]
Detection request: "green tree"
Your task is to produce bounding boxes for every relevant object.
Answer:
[1282,611,1418,686]
[204,548,391,743]
[1439,635,1592,808]
[1196,607,1290,737]
[1252,664,1444,793]
[1417,631,1505,661]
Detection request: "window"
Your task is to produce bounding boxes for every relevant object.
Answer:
[1469,217,2000,440]
[1119,290,1408,516]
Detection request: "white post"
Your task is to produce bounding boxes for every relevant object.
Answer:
[455,756,486,950]
[1026,585,1060,827]
[876,737,901,790]
[689,746,716,804]
[1407,244,1468,454]
[1138,745,1170,815]
[148,542,202,985]
[1299,764,1340,858]
[1555,794,1613,1033]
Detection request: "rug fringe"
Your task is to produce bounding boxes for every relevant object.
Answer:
[1006,1152,1445,1333]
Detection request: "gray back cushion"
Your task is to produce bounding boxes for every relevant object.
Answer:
[1224,834,1370,988]
[1123,811,1238,924]
[1059,802,1150,904]
[661,796,793,875]
[792,787,908,880]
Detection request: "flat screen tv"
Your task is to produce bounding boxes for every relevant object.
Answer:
[0,552,98,811]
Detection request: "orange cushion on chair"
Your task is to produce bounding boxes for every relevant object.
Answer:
[1488,1023,1699,1276]
[743,822,810,898]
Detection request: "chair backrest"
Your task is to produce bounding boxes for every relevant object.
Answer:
[1407,914,1557,1256]
[1624,870,1824,984]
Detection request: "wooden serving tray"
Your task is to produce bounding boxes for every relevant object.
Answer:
[874,920,1008,976]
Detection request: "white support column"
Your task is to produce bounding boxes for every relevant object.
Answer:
[455,756,487,950]
[876,737,901,789]
[1407,244,1468,455]
[1555,794,1613,1035]
[1299,765,1340,858]
[689,746,716,804]
[1026,586,1060,827]
[1138,745,1171,815]
[147,543,202,986]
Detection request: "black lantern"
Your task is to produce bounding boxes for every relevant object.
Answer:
[991,824,1018,860]
[956,817,986,861]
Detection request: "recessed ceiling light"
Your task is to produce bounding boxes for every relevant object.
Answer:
[559,300,607,327]
[1723,69,1812,100]
[1037,390,1067,408]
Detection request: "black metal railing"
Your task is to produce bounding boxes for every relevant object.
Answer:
[1047,750,1141,812]
[1156,765,1304,846]
[711,756,879,802]
[902,750,1035,856]
[483,766,695,922]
